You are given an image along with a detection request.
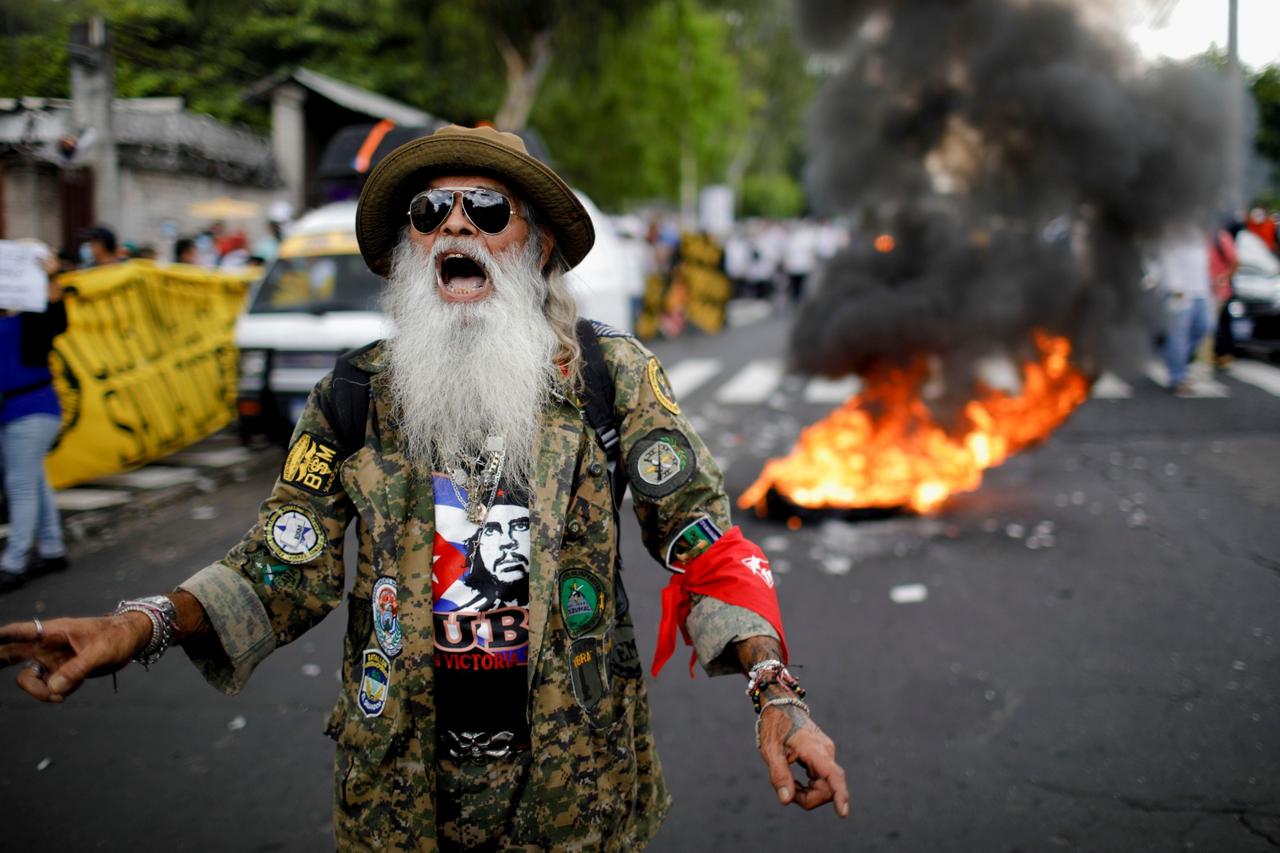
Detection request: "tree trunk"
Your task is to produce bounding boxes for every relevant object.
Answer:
[493,29,553,131]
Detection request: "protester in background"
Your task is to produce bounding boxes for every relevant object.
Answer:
[1244,207,1276,255]
[80,225,119,267]
[172,238,198,265]
[0,248,68,592]
[251,219,285,266]
[783,221,818,305]
[1208,225,1238,369]
[1152,222,1213,397]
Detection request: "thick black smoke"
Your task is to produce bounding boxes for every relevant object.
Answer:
[791,0,1240,403]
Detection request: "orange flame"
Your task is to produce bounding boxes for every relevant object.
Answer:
[874,233,896,253]
[739,331,1089,515]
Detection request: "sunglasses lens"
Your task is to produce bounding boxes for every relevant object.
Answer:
[462,189,512,234]
[408,190,453,234]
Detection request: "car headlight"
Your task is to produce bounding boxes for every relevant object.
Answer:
[1227,300,1247,318]
[239,349,269,380]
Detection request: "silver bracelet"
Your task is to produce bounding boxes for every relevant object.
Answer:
[754,696,812,748]
[113,596,178,669]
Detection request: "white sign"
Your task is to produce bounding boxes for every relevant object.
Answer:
[0,240,50,313]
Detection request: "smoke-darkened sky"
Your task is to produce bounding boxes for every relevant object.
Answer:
[791,0,1242,403]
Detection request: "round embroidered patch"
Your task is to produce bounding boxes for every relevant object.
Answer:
[264,504,326,564]
[371,576,403,658]
[558,568,607,638]
[647,358,681,415]
[626,429,695,499]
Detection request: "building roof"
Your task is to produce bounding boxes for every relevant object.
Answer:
[245,67,438,126]
[0,97,277,186]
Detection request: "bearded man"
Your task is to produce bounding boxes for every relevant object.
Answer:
[0,125,847,850]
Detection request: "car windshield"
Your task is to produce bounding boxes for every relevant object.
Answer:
[249,253,383,314]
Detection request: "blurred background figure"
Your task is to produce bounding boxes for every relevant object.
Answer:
[783,220,817,304]
[173,237,199,265]
[1245,207,1276,255]
[1153,222,1214,397]
[0,246,68,592]
[1208,221,1239,368]
[80,225,119,267]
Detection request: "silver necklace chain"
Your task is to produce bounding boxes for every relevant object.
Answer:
[446,436,506,524]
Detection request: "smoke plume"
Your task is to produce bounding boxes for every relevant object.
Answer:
[791,0,1242,405]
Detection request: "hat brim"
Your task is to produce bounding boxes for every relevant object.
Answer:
[356,134,594,277]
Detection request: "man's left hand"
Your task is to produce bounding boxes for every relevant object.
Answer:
[757,700,850,817]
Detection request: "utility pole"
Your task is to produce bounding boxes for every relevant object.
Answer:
[1225,0,1244,212]
[68,17,119,227]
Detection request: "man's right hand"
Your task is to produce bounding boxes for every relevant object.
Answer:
[0,613,152,702]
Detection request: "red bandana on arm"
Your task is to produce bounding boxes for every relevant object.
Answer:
[652,526,788,677]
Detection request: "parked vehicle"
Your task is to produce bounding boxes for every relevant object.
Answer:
[1226,230,1280,359]
[234,194,637,443]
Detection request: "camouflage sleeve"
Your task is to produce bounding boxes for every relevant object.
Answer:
[686,594,780,676]
[603,335,776,674]
[177,374,355,694]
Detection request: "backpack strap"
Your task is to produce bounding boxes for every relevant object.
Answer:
[575,319,627,510]
[318,341,379,460]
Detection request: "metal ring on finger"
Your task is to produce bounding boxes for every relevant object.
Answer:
[25,660,47,678]
[32,617,44,642]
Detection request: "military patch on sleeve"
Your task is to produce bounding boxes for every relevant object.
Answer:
[568,636,609,721]
[251,552,301,589]
[590,319,631,338]
[264,504,326,564]
[371,577,403,658]
[646,357,681,415]
[626,428,696,499]
[282,432,340,495]
[358,648,390,718]
[665,515,724,570]
[558,568,607,638]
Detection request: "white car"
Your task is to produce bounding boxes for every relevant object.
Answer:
[234,194,637,442]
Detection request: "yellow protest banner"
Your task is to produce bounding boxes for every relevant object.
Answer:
[45,261,253,489]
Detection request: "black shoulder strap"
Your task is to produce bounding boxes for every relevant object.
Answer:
[318,340,379,459]
[574,318,627,510]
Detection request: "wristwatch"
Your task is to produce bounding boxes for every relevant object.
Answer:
[113,595,179,669]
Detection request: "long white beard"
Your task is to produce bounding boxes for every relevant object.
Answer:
[382,233,559,494]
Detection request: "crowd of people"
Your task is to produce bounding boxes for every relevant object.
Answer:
[1151,205,1280,397]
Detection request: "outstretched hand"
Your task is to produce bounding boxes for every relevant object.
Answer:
[0,614,150,702]
[757,697,850,817]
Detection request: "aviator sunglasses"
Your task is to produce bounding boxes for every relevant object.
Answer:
[406,186,526,236]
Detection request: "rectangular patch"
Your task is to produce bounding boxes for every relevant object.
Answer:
[281,432,340,495]
[665,516,723,570]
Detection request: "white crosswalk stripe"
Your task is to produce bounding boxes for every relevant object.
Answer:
[1227,360,1280,397]
[1090,372,1132,399]
[1144,359,1230,398]
[664,358,722,399]
[715,359,785,404]
[804,375,863,404]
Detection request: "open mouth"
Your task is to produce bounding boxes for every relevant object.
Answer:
[437,251,491,301]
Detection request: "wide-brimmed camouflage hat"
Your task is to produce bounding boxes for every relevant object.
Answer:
[355,124,594,277]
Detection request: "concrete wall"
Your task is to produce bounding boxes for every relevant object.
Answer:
[1,165,64,247]
[118,169,283,259]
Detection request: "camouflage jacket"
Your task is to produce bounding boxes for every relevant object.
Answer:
[178,330,777,851]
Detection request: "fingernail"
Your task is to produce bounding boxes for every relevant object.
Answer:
[838,803,849,818]
[48,675,67,693]
[778,787,791,804]
[50,694,64,703]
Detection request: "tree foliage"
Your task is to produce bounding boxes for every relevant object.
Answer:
[0,0,821,214]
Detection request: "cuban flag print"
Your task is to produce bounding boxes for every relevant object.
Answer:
[432,474,475,612]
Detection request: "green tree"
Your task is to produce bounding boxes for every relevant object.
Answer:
[1252,66,1280,201]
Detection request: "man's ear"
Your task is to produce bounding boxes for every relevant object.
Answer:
[538,225,556,272]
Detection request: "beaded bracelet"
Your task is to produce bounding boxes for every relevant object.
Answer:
[754,696,812,747]
[746,659,806,713]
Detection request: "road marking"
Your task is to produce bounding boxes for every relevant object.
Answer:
[715,359,785,404]
[890,583,928,604]
[1091,372,1132,399]
[664,358,721,399]
[1227,360,1280,397]
[1143,359,1229,397]
[804,375,863,404]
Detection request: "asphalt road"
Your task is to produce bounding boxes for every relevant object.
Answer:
[2,311,1278,852]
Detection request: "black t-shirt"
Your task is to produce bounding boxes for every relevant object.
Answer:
[431,474,531,744]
